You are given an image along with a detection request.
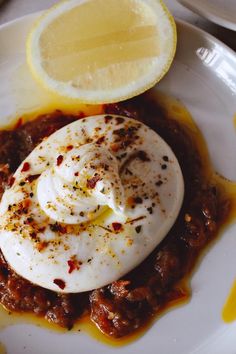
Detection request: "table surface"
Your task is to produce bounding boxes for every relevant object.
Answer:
[0,0,235,51]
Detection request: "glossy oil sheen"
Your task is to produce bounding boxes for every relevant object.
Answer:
[222,280,236,323]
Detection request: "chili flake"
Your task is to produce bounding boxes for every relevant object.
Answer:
[21,162,30,172]
[110,143,120,152]
[112,223,123,232]
[67,258,82,274]
[96,136,105,144]
[25,217,34,224]
[18,199,31,214]
[104,115,112,124]
[116,117,125,125]
[26,174,40,183]
[87,175,101,189]
[53,279,66,290]
[37,241,48,252]
[66,145,74,151]
[57,155,64,166]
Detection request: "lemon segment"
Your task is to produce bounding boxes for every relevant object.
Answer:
[27,0,176,103]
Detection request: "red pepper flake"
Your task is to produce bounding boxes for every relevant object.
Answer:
[18,199,31,214]
[57,155,64,166]
[26,174,40,183]
[30,232,37,239]
[38,226,46,233]
[112,222,123,232]
[66,145,74,151]
[14,118,23,129]
[116,117,125,125]
[74,172,79,177]
[67,258,82,274]
[96,136,105,144]
[37,241,48,252]
[8,176,15,187]
[25,217,34,224]
[87,175,101,189]
[110,143,120,152]
[68,260,76,274]
[127,197,135,206]
[21,162,30,172]
[24,199,31,208]
[58,225,67,234]
[53,279,66,290]
[104,115,113,124]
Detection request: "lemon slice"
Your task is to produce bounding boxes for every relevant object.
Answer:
[27,0,176,104]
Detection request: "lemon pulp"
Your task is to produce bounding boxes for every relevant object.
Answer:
[27,0,176,102]
[41,0,158,85]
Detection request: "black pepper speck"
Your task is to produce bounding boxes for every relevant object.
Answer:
[135,225,142,234]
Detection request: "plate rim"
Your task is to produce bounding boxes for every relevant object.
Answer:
[177,0,236,31]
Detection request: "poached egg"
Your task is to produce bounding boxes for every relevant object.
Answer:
[0,114,184,293]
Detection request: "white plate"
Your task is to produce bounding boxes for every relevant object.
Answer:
[0,12,236,354]
[177,0,236,31]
